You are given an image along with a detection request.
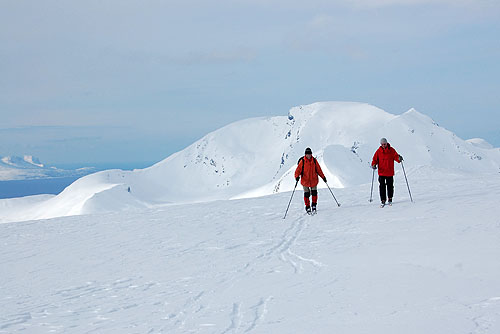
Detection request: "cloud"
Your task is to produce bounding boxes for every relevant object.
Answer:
[221,0,499,12]
[346,0,498,9]
[165,48,258,66]
[282,0,499,60]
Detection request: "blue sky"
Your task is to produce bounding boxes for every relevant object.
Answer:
[1,0,499,166]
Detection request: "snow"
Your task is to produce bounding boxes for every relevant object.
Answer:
[1,101,499,223]
[1,169,500,333]
[467,138,494,149]
[1,101,500,332]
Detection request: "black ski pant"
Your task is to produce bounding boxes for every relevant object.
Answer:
[378,175,394,202]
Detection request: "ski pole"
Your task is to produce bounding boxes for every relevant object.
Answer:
[325,182,341,207]
[283,179,299,219]
[369,167,375,202]
[401,160,414,203]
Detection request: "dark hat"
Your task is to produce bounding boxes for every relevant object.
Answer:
[305,147,312,154]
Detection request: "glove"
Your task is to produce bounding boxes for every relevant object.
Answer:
[322,177,327,183]
[399,155,403,162]
[295,176,300,182]
[371,165,377,170]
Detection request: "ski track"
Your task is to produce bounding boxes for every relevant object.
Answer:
[221,302,242,334]
[259,215,325,274]
[276,217,325,274]
[244,296,273,332]
[468,297,500,334]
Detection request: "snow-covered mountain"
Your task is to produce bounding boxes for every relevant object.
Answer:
[1,102,500,223]
[2,155,44,168]
[0,155,94,181]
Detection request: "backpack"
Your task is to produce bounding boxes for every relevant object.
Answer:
[297,156,318,176]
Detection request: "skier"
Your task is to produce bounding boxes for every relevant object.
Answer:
[371,138,403,207]
[294,147,327,214]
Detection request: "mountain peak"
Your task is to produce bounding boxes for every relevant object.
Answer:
[23,155,44,167]
[1,155,44,168]
[401,107,439,126]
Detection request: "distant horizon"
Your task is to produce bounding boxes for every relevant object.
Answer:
[52,160,161,171]
[1,102,500,167]
[0,160,161,199]
[0,156,161,171]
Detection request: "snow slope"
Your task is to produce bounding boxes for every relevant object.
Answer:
[1,102,500,223]
[1,169,500,333]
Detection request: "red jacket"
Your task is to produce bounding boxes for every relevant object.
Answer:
[372,143,400,177]
[294,156,326,187]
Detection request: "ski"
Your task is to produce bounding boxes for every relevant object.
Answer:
[380,203,386,208]
[305,208,317,215]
